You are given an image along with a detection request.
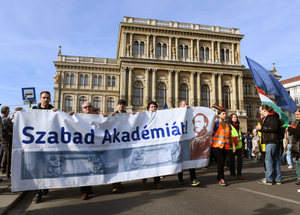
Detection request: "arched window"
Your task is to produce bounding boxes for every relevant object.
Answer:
[179,45,183,57]
[184,46,188,57]
[84,75,88,85]
[79,96,87,110]
[205,48,209,59]
[66,73,70,84]
[179,83,189,104]
[93,97,101,111]
[112,76,115,87]
[93,75,97,86]
[295,97,299,104]
[98,75,102,86]
[222,86,230,109]
[157,43,161,56]
[80,74,84,85]
[70,74,75,85]
[156,82,167,107]
[163,44,167,56]
[226,50,229,61]
[65,96,72,111]
[107,76,111,86]
[107,97,114,112]
[201,85,210,107]
[140,42,144,54]
[243,84,247,93]
[134,41,138,54]
[133,81,144,106]
[245,103,251,116]
[200,47,204,59]
[221,49,225,61]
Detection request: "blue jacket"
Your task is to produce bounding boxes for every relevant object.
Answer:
[245,135,252,149]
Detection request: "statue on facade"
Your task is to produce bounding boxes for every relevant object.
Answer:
[172,44,176,56]
[58,46,62,55]
[193,46,197,58]
[235,52,238,61]
[149,43,153,54]
[54,72,59,84]
[126,41,131,53]
[214,50,218,59]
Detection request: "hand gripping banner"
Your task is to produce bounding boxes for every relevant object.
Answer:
[12,107,216,192]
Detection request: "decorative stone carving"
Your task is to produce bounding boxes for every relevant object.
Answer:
[214,50,218,59]
[54,73,59,84]
[58,46,62,55]
[235,51,238,61]
[179,77,189,82]
[202,78,211,84]
[193,46,197,57]
[126,41,131,53]
[172,44,176,56]
[149,43,153,54]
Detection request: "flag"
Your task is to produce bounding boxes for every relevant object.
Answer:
[256,87,289,125]
[246,56,297,113]
[212,104,224,110]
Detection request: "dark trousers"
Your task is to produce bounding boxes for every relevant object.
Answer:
[0,150,8,172]
[153,177,161,184]
[228,148,243,176]
[81,186,92,195]
[178,168,196,181]
[261,152,266,171]
[214,147,228,180]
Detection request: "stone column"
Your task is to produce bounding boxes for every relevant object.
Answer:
[211,73,216,106]
[128,67,133,106]
[211,41,215,63]
[74,94,78,112]
[238,74,244,110]
[231,43,235,65]
[190,71,195,106]
[175,70,180,107]
[175,37,178,60]
[120,67,126,100]
[75,73,79,88]
[237,43,241,65]
[168,70,173,107]
[130,33,133,57]
[153,36,156,59]
[169,37,172,60]
[152,69,157,100]
[218,73,223,107]
[145,68,150,105]
[190,39,194,62]
[217,41,220,63]
[123,32,127,57]
[146,35,149,58]
[232,74,237,110]
[197,72,202,106]
[197,39,200,62]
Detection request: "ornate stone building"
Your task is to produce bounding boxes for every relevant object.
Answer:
[53,17,280,132]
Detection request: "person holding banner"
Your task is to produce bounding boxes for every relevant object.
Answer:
[212,108,235,186]
[69,101,94,200]
[142,101,163,189]
[177,100,201,187]
[228,114,245,180]
[30,91,57,203]
[255,105,282,185]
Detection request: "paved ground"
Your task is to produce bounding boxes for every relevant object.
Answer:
[4,158,300,215]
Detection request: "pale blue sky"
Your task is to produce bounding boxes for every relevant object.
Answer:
[1,0,299,112]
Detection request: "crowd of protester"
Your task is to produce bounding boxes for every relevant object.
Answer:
[1,90,300,203]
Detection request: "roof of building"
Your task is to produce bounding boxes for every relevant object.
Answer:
[280,75,300,84]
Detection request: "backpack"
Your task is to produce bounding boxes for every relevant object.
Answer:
[278,119,285,140]
[213,120,231,136]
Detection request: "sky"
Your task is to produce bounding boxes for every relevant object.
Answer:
[1,0,299,114]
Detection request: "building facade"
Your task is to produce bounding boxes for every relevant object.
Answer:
[53,16,280,132]
[280,75,300,122]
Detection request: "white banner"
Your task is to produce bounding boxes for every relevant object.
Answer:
[12,107,216,192]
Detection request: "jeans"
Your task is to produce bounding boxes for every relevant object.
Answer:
[247,148,252,158]
[296,159,300,180]
[286,144,295,165]
[265,143,282,182]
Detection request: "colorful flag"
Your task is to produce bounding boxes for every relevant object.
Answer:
[246,56,297,113]
[212,104,224,110]
[256,86,289,125]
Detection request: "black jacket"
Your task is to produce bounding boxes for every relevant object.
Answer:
[261,111,280,144]
[288,120,300,158]
[32,103,54,110]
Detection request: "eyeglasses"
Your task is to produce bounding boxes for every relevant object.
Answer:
[83,106,92,109]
